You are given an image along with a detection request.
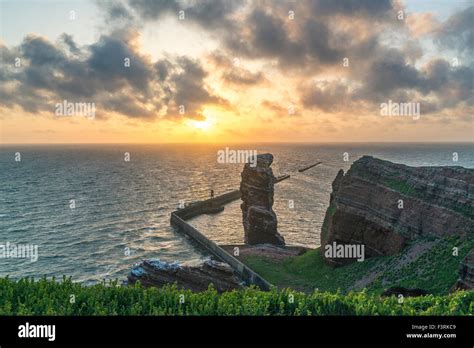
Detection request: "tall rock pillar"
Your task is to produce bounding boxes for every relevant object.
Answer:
[240,153,285,246]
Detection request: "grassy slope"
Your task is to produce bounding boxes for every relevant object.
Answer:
[261,165,473,295]
[0,277,472,315]
[243,237,473,295]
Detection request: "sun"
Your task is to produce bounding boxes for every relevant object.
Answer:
[189,118,213,131]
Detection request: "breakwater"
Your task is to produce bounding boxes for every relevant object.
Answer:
[170,191,272,290]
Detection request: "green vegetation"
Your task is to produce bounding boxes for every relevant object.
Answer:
[367,237,472,294]
[451,202,474,219]
[243,237,474,296]
[384,178,415,195]
[244,249,385,293]
[0,277,472,315]
[320,202,336,241]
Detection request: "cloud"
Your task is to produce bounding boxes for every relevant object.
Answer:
[244,9,304,62]
[301,19,344,64]
[127,0,179,20]
[301,54,474,115]
[222,69,265,85]
[20,35,67,66]
[310,0,394,17]
[60,33,81,55]
[106,0,245,29]
[168,56,227,119]
[261,100,293,116]
[301,81,351,112]
[2,0,472,125]
[406,12,439,38]
[87,32,151,93]
[104,1,389,69]
[362,49,423,97]
[208,52,266,86]
[216,0,402,73]
[364,53,473,104]
[98,0,134,23]
[435,6,474,55]
[184,0,245,29]
[0,31,226,120]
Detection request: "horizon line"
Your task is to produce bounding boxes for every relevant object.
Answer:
[1,141,474,146]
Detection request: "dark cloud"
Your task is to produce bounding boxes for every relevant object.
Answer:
[209,52,266,86]
[246,9,299,58]
[105,0,245,29]
[60,34,81,55]
[20,35,66,66]
[302,19,343,64]
[101,92,155,118]
[2,0,472,121]
[311,0,394,17]
[0,46,18,82]
[364,53,473,102]
[219,1,396,69]
[127,0,179,20]
[101,0,396,69]
[362,49,423,97]
[435,6,474,55]
[154,59,172,81]
[87,33,151,93]
[301,82,351,112]
[302,53,474,114]
[98,0,134,22]
[168,57,226,119]
[185,0,245,29]
[0,32,225,120]
[222,69,265,85]
[70,0,474,122]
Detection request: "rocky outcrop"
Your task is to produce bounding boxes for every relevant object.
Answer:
[127,259,244,292]
[322,156,474,266]
[240,153,285,246]
[381,287,429,297]
[452,249,474,291]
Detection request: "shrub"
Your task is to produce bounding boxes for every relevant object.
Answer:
[0,277,471,316]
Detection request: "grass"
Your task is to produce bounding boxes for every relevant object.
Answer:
[384,178,415,195]
[244,248,388,293]
[367,237,473,294]
[0,277,472,315]
[242,237,473,295]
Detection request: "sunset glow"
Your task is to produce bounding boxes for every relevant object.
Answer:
[0,0,472,144]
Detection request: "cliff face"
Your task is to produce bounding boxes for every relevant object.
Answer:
[322,156,474,266]
[240,153,285,245]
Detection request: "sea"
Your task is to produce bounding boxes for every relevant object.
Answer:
[1,143,473,283]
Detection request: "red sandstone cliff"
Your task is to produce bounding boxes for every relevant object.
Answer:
[322,156,473,267]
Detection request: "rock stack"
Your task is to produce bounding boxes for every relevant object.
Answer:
[240,153,285,245]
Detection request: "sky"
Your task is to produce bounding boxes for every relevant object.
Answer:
[0,0,473,143]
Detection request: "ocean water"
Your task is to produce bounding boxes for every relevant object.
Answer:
[1,143,473,283]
